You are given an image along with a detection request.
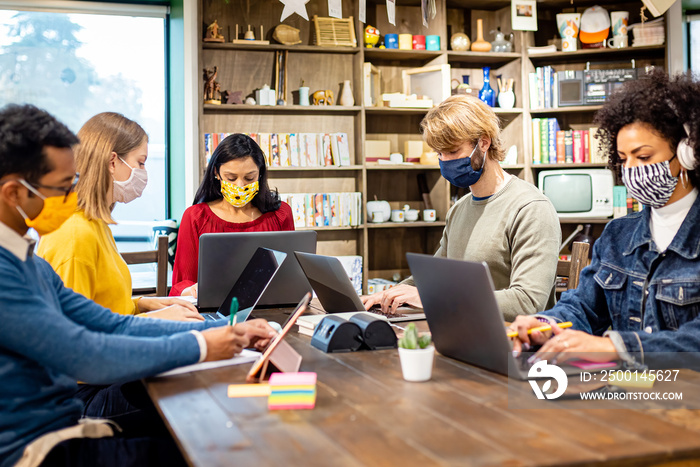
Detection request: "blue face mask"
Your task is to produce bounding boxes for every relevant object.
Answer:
[439,144,483,188]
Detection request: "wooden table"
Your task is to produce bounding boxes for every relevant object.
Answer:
[146,311,700,466]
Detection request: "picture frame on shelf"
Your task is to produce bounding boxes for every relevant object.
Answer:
[511,0,538,31]
[402,64,451,107]
[363,62,381,107]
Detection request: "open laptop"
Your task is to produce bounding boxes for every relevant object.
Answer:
[198,231,316,309]
[406,253,618,380]
[294,251,425,323]
[199,247,287,322]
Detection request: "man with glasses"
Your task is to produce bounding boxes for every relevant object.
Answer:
[0,105,277,467]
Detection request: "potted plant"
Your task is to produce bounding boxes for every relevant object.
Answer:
[397,323,435,382]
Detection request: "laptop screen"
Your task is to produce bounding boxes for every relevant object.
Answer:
[217,248,286,317]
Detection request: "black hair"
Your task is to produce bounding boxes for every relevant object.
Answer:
[194,133,281,212]
[0,104,78,183]
[595,70,700,188]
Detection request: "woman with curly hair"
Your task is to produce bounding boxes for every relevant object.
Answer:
[509,70,700,366]
[170,133,293,297]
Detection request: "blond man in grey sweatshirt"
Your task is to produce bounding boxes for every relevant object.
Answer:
[362,96,561,322]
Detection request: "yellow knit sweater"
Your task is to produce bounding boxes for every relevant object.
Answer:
[37,210,140,315]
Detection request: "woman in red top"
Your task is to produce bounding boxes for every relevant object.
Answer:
[171,133,294,296]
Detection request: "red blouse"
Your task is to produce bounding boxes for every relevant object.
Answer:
[170,202,294,296]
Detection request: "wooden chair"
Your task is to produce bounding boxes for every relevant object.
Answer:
[557,241,590,291]
[121,236,169,297]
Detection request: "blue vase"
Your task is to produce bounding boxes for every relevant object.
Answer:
[478,67,495,107]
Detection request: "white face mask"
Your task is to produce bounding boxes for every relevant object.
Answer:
[113,157,148,204]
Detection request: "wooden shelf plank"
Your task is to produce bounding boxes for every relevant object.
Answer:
[366,221,446,228]
[527,45,665,63]
[365,107,523,115]
[363,49,443,61]
[366,164,440,170]
[296,225,365,231]
[269,165,363,171]
[203,43,360,54]
[204,104,362,113]
[530,105,603,114]
[447,51,521,66]
[531,163,608,169]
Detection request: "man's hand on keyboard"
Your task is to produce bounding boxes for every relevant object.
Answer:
[361,284,422,315]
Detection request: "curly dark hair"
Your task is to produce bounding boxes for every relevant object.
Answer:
[194,133,281,213]
[594,70,700,188]
[0,104,78,183]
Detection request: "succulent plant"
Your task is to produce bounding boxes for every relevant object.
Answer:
[398,323,432,349]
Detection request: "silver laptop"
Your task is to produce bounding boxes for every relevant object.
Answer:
[294,251,425,323]
[199,247,286,322]
[406,253,617,380]
[198,231,316,309]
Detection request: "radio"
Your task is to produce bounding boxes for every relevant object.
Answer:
[584,68,637,104]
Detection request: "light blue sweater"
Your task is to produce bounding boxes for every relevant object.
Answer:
[0,245,225,466]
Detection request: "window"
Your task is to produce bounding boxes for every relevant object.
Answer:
[0,2,168,253]
[690,14,700,73]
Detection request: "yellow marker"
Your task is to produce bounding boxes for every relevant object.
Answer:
[507,321,573,338]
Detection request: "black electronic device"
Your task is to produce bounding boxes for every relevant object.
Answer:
[350,314,398,350]
[584,68,637,105]
[310,316,362,353]
[557,70,585,107]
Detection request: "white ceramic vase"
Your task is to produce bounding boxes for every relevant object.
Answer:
[398,346,435,382]
[497,90,515,109]
[339,80,354,106]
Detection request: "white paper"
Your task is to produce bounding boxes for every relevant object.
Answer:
[386,0,396,26]
[156,349,261,377]
[328,0,342,19]
[359,0,366,23]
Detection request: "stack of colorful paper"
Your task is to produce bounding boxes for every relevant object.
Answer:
[268,372,317,410]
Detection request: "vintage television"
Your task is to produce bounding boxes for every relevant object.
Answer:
[538,169,614,219]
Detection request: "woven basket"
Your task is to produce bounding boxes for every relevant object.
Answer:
[273,24,302,45]
[313,15,357,47]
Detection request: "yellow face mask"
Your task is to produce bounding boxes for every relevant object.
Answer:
[220,179,259,208]
[16,181,78,236]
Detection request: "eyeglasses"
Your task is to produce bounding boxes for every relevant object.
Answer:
[28,173,80,201]
[0,173,80,203]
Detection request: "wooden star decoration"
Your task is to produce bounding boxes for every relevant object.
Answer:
[279,0,310,21]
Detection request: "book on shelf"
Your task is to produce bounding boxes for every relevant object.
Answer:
[564,130,574,163]
[556,131,565,163]
[548,118,559,164]
[589,127,607,163]
[270,133,280,166]
[529,66,558,110]
[278,133,290,166]
[583,130,590,163]
[259,133,271,165]
[613,185,627,219]
[532,118,541,164]
[289,133,299,167]
[573,130,584,164]
[281,192,362,228]
[540,118,548,164]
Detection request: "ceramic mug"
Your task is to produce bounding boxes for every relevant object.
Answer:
[405,209,420,222]
[412,35,426,50]
[370,211,385,223]
[423,209,436,222]
[562,36,577,52]
[385,33,398,49]
[398,34,413,50]
[391,210,405,222]
[606,35,628,48]
[426,35,440,51]
[390,153,403,164]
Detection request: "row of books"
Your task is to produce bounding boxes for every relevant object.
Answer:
[613,185,643,219]
[532,119,606,164]
[204,132,352,167]
[528,66,558,110]
[280,192,362,228]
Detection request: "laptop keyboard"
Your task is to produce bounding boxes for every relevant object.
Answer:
[368,307,408,319]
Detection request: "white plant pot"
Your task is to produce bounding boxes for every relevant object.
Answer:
[398,346,435,382]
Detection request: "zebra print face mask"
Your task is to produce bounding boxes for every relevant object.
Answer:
[621,156,678,209]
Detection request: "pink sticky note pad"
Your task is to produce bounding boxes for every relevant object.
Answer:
[269,371,317,386]
[568,360,618,370]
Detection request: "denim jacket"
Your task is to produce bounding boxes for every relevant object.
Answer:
[541,193,700,365]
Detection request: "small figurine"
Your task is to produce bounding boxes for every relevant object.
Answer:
[244,96,256,105]
[364,25,380,48]
[204,20,225,43]
[312,89,334,106]
[203,66,221,104]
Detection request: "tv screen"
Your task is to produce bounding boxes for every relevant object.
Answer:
[542,174,592,213]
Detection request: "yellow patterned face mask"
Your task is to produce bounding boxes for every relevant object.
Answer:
[220,179,259,207]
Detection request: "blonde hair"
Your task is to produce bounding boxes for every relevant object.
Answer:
[420,95,505,161]
[75,112,148,224]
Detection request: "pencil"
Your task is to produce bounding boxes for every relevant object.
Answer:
[507,321,572,338]
[229,297,239,326]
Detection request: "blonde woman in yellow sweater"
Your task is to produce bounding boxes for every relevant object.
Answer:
[38,112,202,321]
